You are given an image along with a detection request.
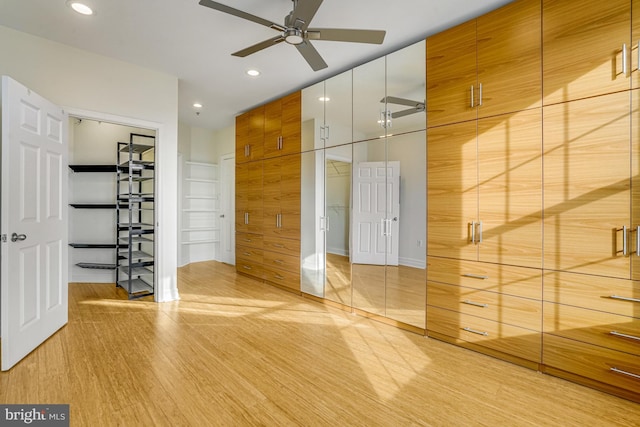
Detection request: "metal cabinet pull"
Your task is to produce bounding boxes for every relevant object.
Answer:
[470,221,476,243]
[610,367,640,380]
[479,83,483,106]
[622,225,629,256]
[623,44,629,76]
[610,331,640,342]
[470,85,475,108]
[274,259,284,265]
[463,327,488,337]
[462,299,488,308]
[273,243,284,248]
[244,212,249,225]
[243,252,251,256]
[275,274,285,280]
[477,220,483,243]
[243,265,252,270]
[462,273,489,280]
[609,295,640,303]
[325,126,330,140]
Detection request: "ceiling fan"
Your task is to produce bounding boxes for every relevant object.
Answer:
[198,0,386,71]
[381,96,425,118]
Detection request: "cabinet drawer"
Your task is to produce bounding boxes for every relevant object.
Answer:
[427,306,541,362]
[263,235,300,256]
[263,250,299,274]
[543,271,640,318]
[263,265,300,291]
[236,247,263,264]
[544,334,640,395]
[427,282,541,330]
[236,260,263,280]
[543,302,640,356]
[427,257,542,299]
[236,232,263,250]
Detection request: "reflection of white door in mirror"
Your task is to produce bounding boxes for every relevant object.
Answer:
[352,161,399,266]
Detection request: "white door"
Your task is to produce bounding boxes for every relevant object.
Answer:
[219,153,235,265]
[1,76,68,371]
[351,161,400,265]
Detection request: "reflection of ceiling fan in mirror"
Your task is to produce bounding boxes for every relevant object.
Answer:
[198,0,386,71]
[381,96,426,118]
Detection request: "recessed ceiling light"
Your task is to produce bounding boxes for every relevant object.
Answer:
[67,1,94,15]
[318,97,330,102]
[193,103,203,108]
[246,69,260,77]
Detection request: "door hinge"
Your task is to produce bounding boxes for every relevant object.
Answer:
[1,234,6,242]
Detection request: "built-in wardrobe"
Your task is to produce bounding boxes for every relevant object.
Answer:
[234,0,640,403]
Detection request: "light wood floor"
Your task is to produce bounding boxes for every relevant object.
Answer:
[1,261,639,426]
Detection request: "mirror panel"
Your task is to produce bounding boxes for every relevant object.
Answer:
[384,131,427,328]
[324,144,353,305]
[324,70,352,148]
[300,149,325,296]
[385,40,426,135]
[351,138,386,314]
[353,57,387,143]
[301,81,325,152]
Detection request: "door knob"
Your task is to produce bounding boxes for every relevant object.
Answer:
[11,233,26,242]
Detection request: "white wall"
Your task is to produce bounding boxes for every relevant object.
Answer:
[0,25,180,301]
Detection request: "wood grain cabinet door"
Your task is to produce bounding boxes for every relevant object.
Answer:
[247,161,264,234]
[280,91,301,156]
[632,89,640,280]
[235,112,250,164]
[427,120,478,261]
[543,0,631,105]
[426,19,477,128]
[477,109,542,268]
[279,153,301,240]
[543,92,631,279]
[262,156,281,237]
[476,0,541,119]
[632,0,640,89]
[263,98,282,159]
[248,106,265,161]
[235,163,248,233]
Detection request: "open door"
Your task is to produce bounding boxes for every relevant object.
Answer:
[1,76,68,370]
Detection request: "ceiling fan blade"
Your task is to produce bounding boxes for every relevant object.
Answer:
[199,0,285,31]
[289,0,323,30]
[391,108,420,119]
[295,40,328,71]
[307,28,386,44]
[382,96,424,108]
[232,36,285,57]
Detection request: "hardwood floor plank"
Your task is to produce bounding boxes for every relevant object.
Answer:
[1,261,639,426]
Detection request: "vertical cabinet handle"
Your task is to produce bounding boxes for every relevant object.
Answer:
[477,220,483,243]
[470,85,475,108]
[325,126,330,140]
[479,83,483,106]
[622,225,628,256]
[623,43,629,77]
[470,221,476,243]
[244,212,249,225]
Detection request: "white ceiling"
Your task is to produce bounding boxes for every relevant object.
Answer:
[0,0,513,130]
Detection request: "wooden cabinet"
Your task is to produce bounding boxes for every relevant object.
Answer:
[236,91,301,292]
[426,0,541,128]
[633,89,640,280]
[263,154,301,240]
[264,91,301,158]
[235,161,263,235]
[543,92,631,279]
[427,257,542,364]
[261,153,301,291]
[542,0,631,105]
[236,106,265,164]
[427,109,542,268]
